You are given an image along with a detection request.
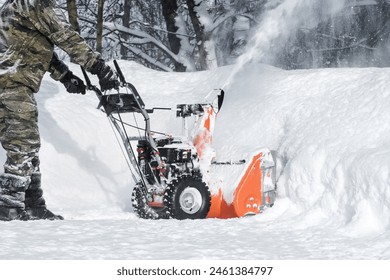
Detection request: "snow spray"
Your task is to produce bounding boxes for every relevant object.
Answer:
[222,0,346,89]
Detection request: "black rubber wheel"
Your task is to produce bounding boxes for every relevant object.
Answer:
[131,183,169,219]
[164,175,211,220]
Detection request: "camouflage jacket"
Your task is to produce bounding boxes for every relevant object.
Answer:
[0,0,100,92]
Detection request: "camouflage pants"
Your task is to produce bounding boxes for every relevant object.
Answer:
[0,86,41,208]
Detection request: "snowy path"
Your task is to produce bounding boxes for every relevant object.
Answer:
[2,211,390,259]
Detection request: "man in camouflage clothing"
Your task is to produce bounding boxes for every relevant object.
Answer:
[0,0,118,221]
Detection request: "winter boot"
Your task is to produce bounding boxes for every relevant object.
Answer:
[0,206,31,221]
[25,173,64,220]
[0,173,32,221]
[26,207,64,220]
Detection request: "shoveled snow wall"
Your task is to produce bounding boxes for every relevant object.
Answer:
[215,62,390,236]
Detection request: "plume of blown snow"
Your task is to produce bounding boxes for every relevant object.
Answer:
[224,0,346,88]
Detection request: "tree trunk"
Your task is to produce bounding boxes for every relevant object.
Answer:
[121,0,131,59]
[67,0,80,33]
[96,0,105,53]
[161,0,186,71]
[186,0,208,70]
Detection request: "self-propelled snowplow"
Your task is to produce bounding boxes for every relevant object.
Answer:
[82,61,277,219]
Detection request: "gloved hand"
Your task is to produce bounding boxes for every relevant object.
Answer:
[90,59,119,91]
[60,71,86,95]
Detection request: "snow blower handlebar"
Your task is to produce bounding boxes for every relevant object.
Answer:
[82,62,165,170]
[113,60,126,85]
[81,66,102,97]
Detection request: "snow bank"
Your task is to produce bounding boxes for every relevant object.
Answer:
[216,63,390,236]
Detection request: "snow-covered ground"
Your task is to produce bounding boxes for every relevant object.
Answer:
[1,60,390,260]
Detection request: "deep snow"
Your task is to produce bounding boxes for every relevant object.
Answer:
[1,60,390,260]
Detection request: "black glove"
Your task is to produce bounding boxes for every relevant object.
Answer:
[90,59,119,91]
[60,71,86,95]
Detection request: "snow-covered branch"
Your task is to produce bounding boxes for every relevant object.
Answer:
[104,22,182,64]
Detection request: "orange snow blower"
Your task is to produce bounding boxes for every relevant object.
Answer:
[83,61,276,220]
[190,97,276,218]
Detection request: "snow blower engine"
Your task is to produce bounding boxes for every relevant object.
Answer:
[82,61,277,220]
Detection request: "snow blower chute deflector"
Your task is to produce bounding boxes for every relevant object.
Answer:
[81,61,277,220]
